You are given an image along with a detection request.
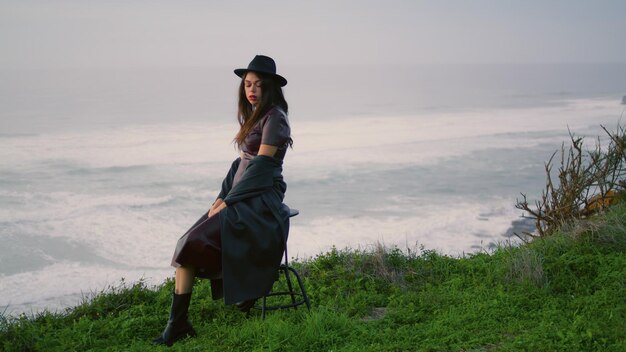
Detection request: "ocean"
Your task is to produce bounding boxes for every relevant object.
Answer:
[1,63,625,316]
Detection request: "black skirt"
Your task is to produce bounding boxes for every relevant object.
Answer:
[171,212,222,280]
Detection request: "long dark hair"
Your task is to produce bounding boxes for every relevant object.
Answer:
[234,71,289,146]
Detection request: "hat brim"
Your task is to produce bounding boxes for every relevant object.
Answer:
[234,69,287,87]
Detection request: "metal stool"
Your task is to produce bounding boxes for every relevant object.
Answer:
[256,206,311,319]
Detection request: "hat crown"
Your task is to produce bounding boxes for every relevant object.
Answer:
[234,55,287,86]
[247,55,276,74]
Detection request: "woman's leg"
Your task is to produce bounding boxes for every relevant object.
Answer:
[155,212,220,345]
[153,266,197,346]
[175,266,196,294]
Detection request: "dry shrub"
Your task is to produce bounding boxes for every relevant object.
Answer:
[516,122,626,240]
[356,242,407,287]
[506,248,546,287]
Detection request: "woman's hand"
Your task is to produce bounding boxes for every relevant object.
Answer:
[208,198,227,218]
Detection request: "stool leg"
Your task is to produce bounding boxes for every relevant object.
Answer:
[287,266,311,310]
[282,265,298,307]
[261,295,268,320]
[257,264,310,318]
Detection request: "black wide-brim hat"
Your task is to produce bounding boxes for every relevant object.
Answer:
[234,55,287,87]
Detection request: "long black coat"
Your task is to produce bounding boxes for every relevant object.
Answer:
[214,155,289,305]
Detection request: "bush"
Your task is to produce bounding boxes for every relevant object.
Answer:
[516,123,626,239]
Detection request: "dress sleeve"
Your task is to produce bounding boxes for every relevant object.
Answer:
[261,110,291,147]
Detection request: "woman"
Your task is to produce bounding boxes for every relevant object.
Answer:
[153,55,292,346]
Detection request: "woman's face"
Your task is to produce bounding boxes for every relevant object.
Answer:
[244,72,262,106]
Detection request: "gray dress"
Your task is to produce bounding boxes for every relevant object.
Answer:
[232,107,291,185]
[171,106,291,304]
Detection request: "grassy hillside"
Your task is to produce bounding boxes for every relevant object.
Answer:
[1,203,624,351]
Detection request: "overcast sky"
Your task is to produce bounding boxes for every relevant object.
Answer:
[1,0,625,69]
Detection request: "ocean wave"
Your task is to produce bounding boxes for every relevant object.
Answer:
[0,190,183,224]
[66,164,152,176]
[0,233,116,276]
[286,198,522,259]
[0,262,171,317]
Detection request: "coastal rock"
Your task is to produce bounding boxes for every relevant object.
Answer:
[504,217,536,238]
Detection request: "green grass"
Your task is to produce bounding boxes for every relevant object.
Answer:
[2,204,625,351]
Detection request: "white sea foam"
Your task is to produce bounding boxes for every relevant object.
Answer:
[0,121,238,170]
[287,197,521,259]
[0,262,171,316]
[0,190,216,267]
[285,97,623,179]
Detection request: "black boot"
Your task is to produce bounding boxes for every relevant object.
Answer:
[235,298,258,313]
[152,292,197,346]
